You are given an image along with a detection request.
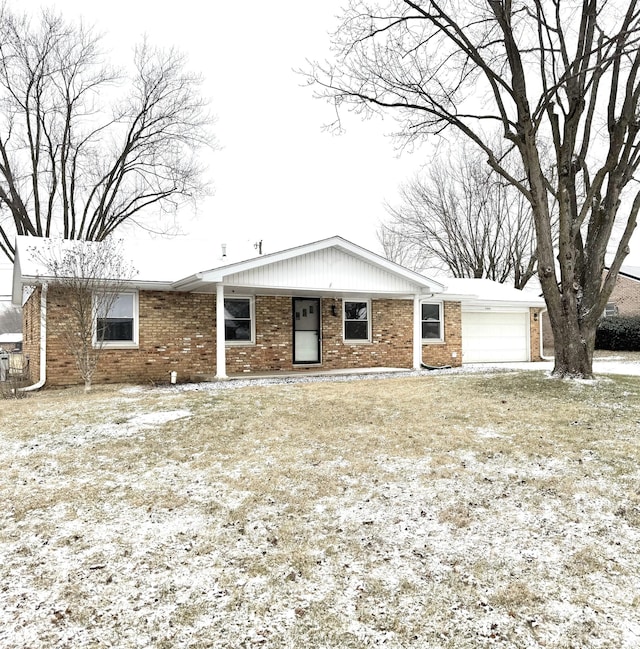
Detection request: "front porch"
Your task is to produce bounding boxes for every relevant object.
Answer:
[191,366,415,383]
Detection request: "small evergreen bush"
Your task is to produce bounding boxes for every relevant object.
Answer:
[595,316,640,351]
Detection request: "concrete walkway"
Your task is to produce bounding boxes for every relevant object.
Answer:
[196,367,412,382]
[195,355,640,384]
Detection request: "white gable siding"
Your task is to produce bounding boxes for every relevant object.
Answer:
[223,248,421,293]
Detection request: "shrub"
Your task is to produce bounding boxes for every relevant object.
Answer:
[595,316,640,351]
[0,374,31,399]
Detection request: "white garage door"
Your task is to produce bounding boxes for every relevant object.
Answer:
[462,311,529,362]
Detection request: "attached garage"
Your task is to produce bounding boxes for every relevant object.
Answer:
[443,278,545,364]
[461,310,530,362]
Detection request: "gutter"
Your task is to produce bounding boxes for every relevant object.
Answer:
[171,272,205,291]
[19,283,47,392]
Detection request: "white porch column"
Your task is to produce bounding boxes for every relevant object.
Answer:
[215,283,228,380]
[413,294,422,370]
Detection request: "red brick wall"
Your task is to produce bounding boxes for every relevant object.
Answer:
[34,289,466,386]
[325,298,414,369]
[226,297,419,373]
[530,308,543,361]
[608,274,640,316]
[422,301,462,367]
[98,290,216,384]
[44,289,215,386]
[45,286,81,384]
[226,295,292,373]
[22,287,42,383]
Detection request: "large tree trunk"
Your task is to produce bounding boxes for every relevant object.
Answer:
[307,1,640,383]
[548,312,595,379]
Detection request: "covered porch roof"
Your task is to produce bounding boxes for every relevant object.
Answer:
[172,236,445,298]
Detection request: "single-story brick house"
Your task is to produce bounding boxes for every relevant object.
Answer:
[12,235,545,388]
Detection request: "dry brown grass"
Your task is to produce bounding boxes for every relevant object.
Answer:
[1,371,640,648]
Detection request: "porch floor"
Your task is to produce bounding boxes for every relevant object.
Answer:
[194,367,414,382]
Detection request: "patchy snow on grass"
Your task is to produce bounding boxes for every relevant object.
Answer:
[127,409,192,427]
[1,372,640,648]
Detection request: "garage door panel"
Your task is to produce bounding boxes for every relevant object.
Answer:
[462,312,528,362]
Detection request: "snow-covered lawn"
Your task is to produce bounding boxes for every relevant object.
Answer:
[1,370,640,648]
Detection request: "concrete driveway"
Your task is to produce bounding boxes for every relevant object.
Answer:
[471,354,640,376]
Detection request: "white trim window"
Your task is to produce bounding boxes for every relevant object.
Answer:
[224,297,255,344]
[421,301,444,342]
[604,303,618,317]
[95,291,138,348]
[344,299,371,342]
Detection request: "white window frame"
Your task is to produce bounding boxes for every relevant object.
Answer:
[93,290,139,349]
[604,303,618,317]
[421,300,444,343]
[224,295,255,346]
[343,298,371,343]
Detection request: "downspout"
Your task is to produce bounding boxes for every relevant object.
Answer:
[19,283,48,392]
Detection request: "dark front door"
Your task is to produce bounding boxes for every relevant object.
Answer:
[293,298,321,363]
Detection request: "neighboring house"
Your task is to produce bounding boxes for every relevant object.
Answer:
[603,266,640,316]
[542,265,640,351]
[12,236,545,388]
[0,332,24,383]
[0,332,22,351]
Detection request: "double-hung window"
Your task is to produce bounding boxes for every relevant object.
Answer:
[344,300,370,342]
[421,302,443,342]
[95,292,138,347]
[224,297,254,343]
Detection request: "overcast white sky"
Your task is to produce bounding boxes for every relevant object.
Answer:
[0,0,430,301]
[2,0,640,303]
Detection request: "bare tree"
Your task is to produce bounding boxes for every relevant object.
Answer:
[378,220,420,270]
[32,238,135,391]
[0,304,21,333]
[0,6,214,262]
[306,0,640,378]
[380,144,538,288]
